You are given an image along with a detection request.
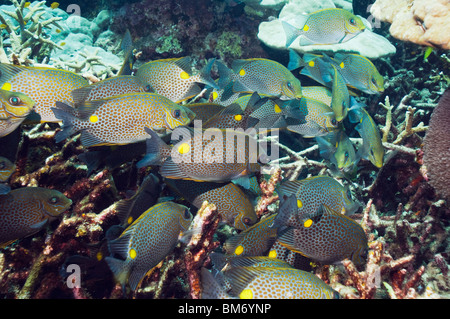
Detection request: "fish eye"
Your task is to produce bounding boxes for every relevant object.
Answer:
[243,217,252,226]
[144,85,151,92]
[183,208,190,219]
[349,18,356,25]
[286,82,294,92]
[346,189,352,199]
[9,96,21,105]
[331,119,337,126]
[49,196,59,204]
[371,77,377,85]
[173,109,181,118]
[344,151,349,158]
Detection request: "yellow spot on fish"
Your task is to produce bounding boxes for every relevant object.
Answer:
[180,71,190,80]
[303,24,310,32]
[339,62,345,69]
[96,251,103,261]
[268,249,277,258]
[1,83,11,91]
[274,104,282,114]
[341,207,346,214]
[178,143,190,154]
[89,115,99,123]
[234,114,242,122]
[239,69,246,77]
[50,2,59,9]
[129,248,137,259]
[297,199,303,208]
[127,216,133,225]
[308,60,315,67]
[240,289,253,299]
[212,91,218,100]
[235,245,244,256]
[304,219,313,228]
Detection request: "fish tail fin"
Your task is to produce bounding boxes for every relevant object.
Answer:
[288,49,305,71]
[117,29,134,76]
[77,150,103,175]
[200,267,232,299]
[199,58,219,90]
[51,103,80,143]
[315,136,334,161]
[137,127,171,168]
[271,194,296,234]
[281,20,301,47]
[0,183,11,195]
[104,256,130,291]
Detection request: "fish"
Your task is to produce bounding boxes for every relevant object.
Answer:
[105,201,193,291]
[219,58,302,100]
[349,106,384,168]
[276,176,360,220]
[0,63,89,122]
[50,2,59,9]
[281,8,365,47]
[302,86,332,106]
[202,92,263,130]
[70,76,143,104]
[51,92,195,147]
[0,187,72,248]
[115,174,163,228]
[165,179,257,230]
[135,57,218,103]
[316,129,359,173]
[0,89,35,137]
[117,29,135,76]
[285,97,338,137]
[137,127,263,188]
[0,156,15,195]
[274,195,368,266]
[201,261,339,299]
[323,53,384,94]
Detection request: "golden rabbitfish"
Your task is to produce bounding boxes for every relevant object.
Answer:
[135,57,218,103]
[105,201,192,291]
[0,89,35,137]
[275,196,368,266]
[71,76,144,104]
[0,63,88,122]
[52,93,195,147]
[232,59,302,100]
[285,97,338,137]
[201,258,339,299]
[138,127,263,187]
[0,187,72,248]
[0,156,14,183]
[276,176,360,219]
[302,86,332,106]
[165,179,257,230]
[282,8,365,47]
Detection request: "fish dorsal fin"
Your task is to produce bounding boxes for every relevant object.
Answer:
[225,266,264,297]
[276,181,301,198]
[172,57,193,74]
[231,59,249,74]
[0,63,24,86]
[71,85,94,106]
[76,99,106,120]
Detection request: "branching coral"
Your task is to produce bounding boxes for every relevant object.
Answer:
[0,0,63,60]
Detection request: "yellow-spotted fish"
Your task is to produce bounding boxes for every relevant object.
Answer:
[275,196,368,266]
[276,176,360,219]
[135,57,218,103]
[70,76,143,104]
[316,129,359,174]
[302,86,332,106]
[52,93,195,147]
[137,127,263,188]
[323,53,384,94]
[0,156,15,195]
[219,58,302,100]
[165,179,257,230]
[0,187,72,248]
[349,106,384,168]
[201,261,339,299]
[282,8,365,47]
[0,89,35,137]
[105,201,192,291]
[285,97,338,137]
[0,63,88,122]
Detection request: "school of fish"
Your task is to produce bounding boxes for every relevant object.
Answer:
[0,6,387,298]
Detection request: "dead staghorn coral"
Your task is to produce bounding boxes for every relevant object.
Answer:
[370,0,450,50]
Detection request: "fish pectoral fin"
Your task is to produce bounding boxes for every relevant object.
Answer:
[231,175,251,190]
[29,219,48,229]
[160,157,190,180]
